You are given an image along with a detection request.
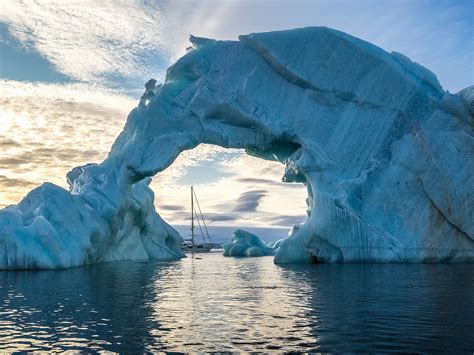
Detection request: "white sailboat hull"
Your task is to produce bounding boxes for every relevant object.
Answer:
[181,243,213,253]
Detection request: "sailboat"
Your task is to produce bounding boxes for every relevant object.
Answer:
[181,186,215,253]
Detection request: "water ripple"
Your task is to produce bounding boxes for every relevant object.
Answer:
[0,255,473,352]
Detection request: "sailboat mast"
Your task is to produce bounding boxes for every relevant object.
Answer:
[191,185,194,245]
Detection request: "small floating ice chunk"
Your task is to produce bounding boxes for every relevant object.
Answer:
[223,229,276,257]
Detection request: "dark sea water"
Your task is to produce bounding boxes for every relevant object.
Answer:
[1,253,473,352]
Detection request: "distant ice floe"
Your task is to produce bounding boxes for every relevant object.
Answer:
[1,27,473,269]
[223,229,276,257]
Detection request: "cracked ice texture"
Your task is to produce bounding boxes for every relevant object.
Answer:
[1,27,473,269]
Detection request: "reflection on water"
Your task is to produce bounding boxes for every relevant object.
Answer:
[1,253,473,352]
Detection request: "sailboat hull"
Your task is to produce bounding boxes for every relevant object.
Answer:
[181,243,213,253]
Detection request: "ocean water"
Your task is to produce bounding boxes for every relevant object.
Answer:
[1,253,473,352]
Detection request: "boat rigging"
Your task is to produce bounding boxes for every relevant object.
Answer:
[181,186,214,253]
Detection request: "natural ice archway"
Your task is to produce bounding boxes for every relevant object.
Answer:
[1,27,473,269]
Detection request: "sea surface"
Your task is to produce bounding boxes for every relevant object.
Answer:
[1,252,473,352]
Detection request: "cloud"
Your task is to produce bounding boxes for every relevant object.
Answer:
[231,189,267,213]
[271,215,306,227]
[237,177,280,184]
[1,1,471,91]
[0,174,35,188]
[0,138,20,147]
[0,80,135,207]
[237,177,302,188]
[0,1,238,89]
[0,157,28,166]
[0,79,136,108]
[0,1,177,86]
[202,213,238,222]
[158,204,186,211]
[165,209,238,223]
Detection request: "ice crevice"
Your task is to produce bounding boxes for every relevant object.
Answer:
[0,26,473,269]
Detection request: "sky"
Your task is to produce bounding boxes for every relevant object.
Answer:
[0,0,472,229]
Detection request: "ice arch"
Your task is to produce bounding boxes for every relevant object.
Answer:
[1,27,473,269]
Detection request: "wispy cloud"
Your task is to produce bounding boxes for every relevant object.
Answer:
[237,177,301,188]
[0,80,136,207]
[232,190,268,213]
[1,1,471,91]
[271,214,306,227]
[0,0,177,87]
[0,174,35,188]
[158,204,186,211]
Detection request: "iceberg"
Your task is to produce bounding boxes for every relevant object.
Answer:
[0,163,184,269]
[1,27,473,269]
[223,229,276,257]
